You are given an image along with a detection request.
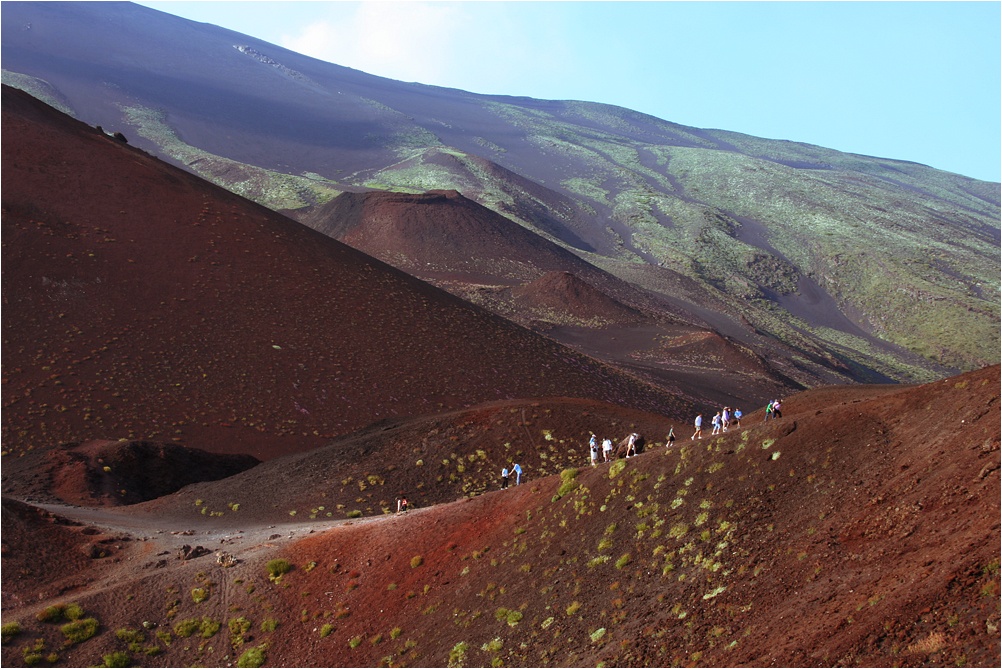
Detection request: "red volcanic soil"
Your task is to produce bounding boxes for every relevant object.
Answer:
[1,85,693,462]
[511,271,643,324]
[1,366,998,667]
[302,189,611,285]
[301,188,799,408]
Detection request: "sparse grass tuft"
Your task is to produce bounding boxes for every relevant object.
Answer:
[410,555,424,568]
[266,558,292,580]
[1,621,21,644]
[236,644,267,668]
[61,617,99,644]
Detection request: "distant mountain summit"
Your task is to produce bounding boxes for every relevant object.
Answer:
[2,0,998,384]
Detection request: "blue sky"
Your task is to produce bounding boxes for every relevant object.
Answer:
[138,1,1001,182]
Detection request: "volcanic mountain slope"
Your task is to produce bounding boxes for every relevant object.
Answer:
[303,188,799,403]
[0,365,997,668]
[3,1,998,381]
[1,84,694,461]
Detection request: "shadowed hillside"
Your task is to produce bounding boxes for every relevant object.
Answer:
[1,84,691,461]
[1,365,997,667]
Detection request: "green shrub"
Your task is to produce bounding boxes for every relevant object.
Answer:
[615,554,632,569]
[236,644,267,668]
[346,509,363,518]
[555,468,580,498]
[390,627,403,639]
[260,619,279,633]
[609,460,627,478]
[566,601,582,616]
[410,555,424,568]
[1,621,21,644]
[101,651,130,668]
[590,627,606,642]
[173,619,200,638]
[36,605,65,623]
[63,603,85,621]
[266,559,292,580]
[61,617,99,644]
[319,624,334,638]
[349,636,362,648]
[191,587,209,603]
[447,641,469,667]
[22,638,45,665]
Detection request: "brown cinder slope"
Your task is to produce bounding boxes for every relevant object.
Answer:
[0,85,690,461]
[0,366,995,668]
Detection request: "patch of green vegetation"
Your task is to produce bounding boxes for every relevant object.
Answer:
[447,640,469,667]
[410,555,424,568]
[61,617,99,644]
[101,651,130,668]
[236,644,267,668]
[2,70,75,115]
[120,104,342,210]
[1,621,21,645]
[266,558,293,580]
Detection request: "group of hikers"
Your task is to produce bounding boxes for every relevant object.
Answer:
[493,398,785,490]
[588,432,642,465]
[691,399,781,439]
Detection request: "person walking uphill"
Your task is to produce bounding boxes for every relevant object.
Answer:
[692,414,703,440]
[590,435,600,466]
[501,466,510,489]
[602,437,613,462]
[513,463,523,485]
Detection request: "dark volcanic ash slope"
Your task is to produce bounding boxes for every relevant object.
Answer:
[1,85,691,461]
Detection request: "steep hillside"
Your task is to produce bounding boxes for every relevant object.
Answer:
[1,84,691,460]
[2,1,997,381]
[1,366,997,667]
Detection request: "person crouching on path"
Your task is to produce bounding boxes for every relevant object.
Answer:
[692,414,703,440]
[501,466,510,489]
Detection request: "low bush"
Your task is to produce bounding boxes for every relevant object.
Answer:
[101,651,130,668]
[266,559,292,580]
[1,621,21,644]
[61,617,99,644]
[236,644,267,668]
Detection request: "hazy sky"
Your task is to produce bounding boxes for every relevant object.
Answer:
[138,1,1001,182]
